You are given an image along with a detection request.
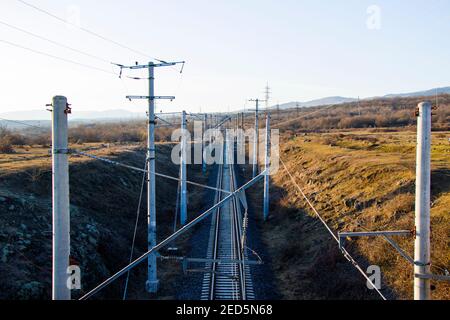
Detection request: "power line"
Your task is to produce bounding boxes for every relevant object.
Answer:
[0,117,47,130]
[78,171,265,299]
[123,160,147,300]
[279,158,387,300]
[70,149,231,194]
[16,0,164,62]
[273,103,338,129]
[0,19,110,63]
[0,39,116,75]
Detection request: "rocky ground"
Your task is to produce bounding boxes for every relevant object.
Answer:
[0,143,209,299]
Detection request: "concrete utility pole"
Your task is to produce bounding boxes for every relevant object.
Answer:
[119,59,184,293]
[146,63,159,293]
[249,99,266,178]
[414,101,432,300]
[180,110,188,225]
[263,113,270,221]
[51,95,71,300]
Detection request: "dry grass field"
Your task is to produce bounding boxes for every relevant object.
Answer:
[250,130,449,299]
[1,94,449,299]
[0,141,209,299]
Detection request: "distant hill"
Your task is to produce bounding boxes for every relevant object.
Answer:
[275,96,357,110]
[2,86,449,121]
[0,109,144,121]
[272,86,450,110]
[383,86,450,98]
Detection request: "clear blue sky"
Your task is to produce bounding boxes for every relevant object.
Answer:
[1,0,449,114]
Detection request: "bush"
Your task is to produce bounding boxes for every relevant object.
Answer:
[276,94,450,131]
[0,137,15,153]
[30,134,51,147]
[68,121,173,144]
[6,133,27,146]
[0,126,15,153]
[338,116,376,129]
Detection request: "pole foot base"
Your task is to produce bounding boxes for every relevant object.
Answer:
[145,280,160,293]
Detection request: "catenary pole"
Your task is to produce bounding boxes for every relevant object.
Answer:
[203,113,207,174]
[146,62,159,293]
[249,99,263,178]
[120,59,184,293]
[263,113,270,221]
[414,101,432,300]
[51,95,71,300]
[180,110,187,225]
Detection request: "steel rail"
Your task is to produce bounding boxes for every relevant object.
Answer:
[79,171,265,300]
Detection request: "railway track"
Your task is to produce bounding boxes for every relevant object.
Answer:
[201,141,255,300]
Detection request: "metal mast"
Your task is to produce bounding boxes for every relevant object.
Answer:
[203,113,207,174]
[249,99,265,177]
[180,110,187,225]
[116,60,184,293]
[263,113,271,221]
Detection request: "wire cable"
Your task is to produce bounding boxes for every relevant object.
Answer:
[273,103,339,129]
[79,172,265,299]
[0,39,115,75]
[173,167,181,233]
[16,0,164,61]
[122,160,147,300]
[0,20,110,63]
[0,117,47,130]
[70,149,232,194]
[279,158,387,300]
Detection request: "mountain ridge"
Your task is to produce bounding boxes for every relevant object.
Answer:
[2,86,449,120]
[273,86,450,110]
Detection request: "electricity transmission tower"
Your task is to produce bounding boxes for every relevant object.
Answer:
[114,60,185,293]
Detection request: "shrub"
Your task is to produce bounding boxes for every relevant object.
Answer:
[276,94,450,131]
[67,121,173,144]
[30,134,51,147]
[0,136,14,153]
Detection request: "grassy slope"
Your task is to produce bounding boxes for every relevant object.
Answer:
[0,142,209,299]
[259,131,449,300]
